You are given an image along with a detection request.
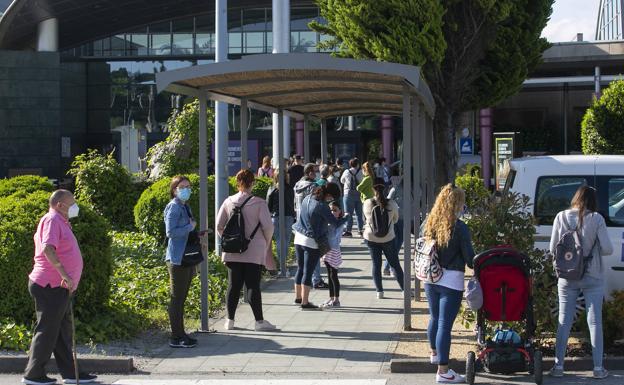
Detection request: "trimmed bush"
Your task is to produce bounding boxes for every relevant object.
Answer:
[454,173,489,211]
[581,79,624,154]
[134,174,235,242]
[0,175,53,198]
[228,176,272,201]
[68,150,137,230]
[0,190,112,324]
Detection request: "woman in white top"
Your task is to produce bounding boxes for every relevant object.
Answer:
[363,179,404,299]
[548,185,613,379]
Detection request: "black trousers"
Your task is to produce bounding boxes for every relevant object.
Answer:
[325,262,340,298]
[226,262,263,321]
[24,281,76,379]
[167,262,196,339]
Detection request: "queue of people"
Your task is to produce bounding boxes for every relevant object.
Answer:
[23,154,615,385]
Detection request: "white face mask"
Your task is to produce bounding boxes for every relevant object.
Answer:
[68,203,80,218]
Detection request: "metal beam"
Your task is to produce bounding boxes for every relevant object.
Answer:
[204,90,305,120]
[402,85,412,331]
[320,119,327,164]
[303,115,310,162]
[197,76,404,92]
[286,98,402,109]
[244,87,404,100]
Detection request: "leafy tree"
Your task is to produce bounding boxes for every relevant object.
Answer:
[146,100,214,179]
[581,79,624,155]
[312,0,553,188]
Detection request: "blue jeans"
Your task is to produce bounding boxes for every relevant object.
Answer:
[555,276,605,369]
[424,283,463,366]
[343,192,363,232]
[312,259,322,285]
[272,215,294,271]
[367,240,404,292]
[294,244,321,287]
[383,219,404,272]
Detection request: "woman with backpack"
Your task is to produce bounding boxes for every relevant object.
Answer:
[422,184,474,384]
[363,178,404,299]
[292,182,347,310]
[257,155,274,178]
[548,185,613,379]
[216,169,277,331]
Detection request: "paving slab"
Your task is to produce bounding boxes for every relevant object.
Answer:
[147,238,406,374]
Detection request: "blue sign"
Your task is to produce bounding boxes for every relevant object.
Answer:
[460,138,473,155]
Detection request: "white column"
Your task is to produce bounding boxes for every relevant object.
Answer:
[303,115,310,162]
[402,86,412,331]
[348,116,355,131]
[240,99,248,169]
[215,0,229,254]
[37,18,59,52]
[272,0,291,167]
[277,110,287,277]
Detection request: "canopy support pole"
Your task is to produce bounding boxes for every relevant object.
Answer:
[413,102,424,301]
[277,109,287,277]
[303,115,310,162]
[320,119,328,164]
[402,86,413,331]
[198,92,210,332]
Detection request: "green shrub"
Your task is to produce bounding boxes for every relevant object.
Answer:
[135,175,238,242]
[109,231,227,319]
[582,79,624,154]
[0,175,54,198]
[603,290,624,347]
[454,174,489,211]
[68,150,137,230]
[228,176,272,200]
[0,319,32,351]
[0,191,112,324]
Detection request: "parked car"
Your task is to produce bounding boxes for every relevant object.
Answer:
[504,155,624,297]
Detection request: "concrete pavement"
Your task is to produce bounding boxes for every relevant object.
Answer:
[142,237,407,375]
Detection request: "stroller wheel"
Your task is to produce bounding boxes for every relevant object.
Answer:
[466,351,476,385]
[533,350,543,385]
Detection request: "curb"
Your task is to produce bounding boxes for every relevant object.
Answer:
[0,356,134,374]
[390,356,624,373]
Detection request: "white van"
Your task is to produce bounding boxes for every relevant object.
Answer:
[504,155,624,296]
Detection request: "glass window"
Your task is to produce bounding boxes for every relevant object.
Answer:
[195,15,215,54]
[229,32,242,54]
[150,22,172,55]
[291,31,317,52]
[111,35,127,56]
[172,18,194,55]
[130,31,149,56]
[535,176,590,225]
[607,177,624,225]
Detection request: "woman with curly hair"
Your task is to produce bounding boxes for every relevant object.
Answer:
[423,184,475,383]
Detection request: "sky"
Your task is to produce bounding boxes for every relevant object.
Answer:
[542,0,602,42]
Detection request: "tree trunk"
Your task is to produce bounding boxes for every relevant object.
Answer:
[432,109,458,191]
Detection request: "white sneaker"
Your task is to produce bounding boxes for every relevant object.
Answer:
[255,320,277,331]
[436,368,465,383]
[224,319,234,330]
[376,291,384,299]
[430,353,439,364]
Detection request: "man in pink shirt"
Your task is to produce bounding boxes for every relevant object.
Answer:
[22,190,97,385]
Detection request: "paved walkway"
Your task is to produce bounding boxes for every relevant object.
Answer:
[144,237,407,374]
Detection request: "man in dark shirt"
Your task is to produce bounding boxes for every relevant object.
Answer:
[288,155,305,185]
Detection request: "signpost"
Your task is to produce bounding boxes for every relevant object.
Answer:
[493,132,520,191]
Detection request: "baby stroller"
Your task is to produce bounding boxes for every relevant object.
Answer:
[465,247,542,385]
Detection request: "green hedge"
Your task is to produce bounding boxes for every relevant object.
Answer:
[0,190,112,324]
[582,79,624,155]
[0,175,54,198]
[228,176,272,200]
[68,150,138,230]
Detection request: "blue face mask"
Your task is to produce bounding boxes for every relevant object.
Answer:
[177,187,191,201]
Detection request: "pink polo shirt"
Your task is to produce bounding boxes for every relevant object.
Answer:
[29,209,83,289]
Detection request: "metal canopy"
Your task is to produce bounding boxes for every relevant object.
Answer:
[155,53,436,332]
[156,53,435,119]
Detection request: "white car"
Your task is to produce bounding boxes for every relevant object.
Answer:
[505,155,624,296]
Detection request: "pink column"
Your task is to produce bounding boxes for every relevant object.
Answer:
[381,115,394,163]
[295,119,304,157]
[479,108,493,189]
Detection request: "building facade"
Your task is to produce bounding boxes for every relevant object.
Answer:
[596,0,624,40]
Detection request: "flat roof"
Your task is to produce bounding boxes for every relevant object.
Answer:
[156,53,435,119]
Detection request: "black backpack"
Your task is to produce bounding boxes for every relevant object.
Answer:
[370,199,391,237]
[221,196,261,253]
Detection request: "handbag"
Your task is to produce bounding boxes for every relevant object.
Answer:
[181,230,204,267]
